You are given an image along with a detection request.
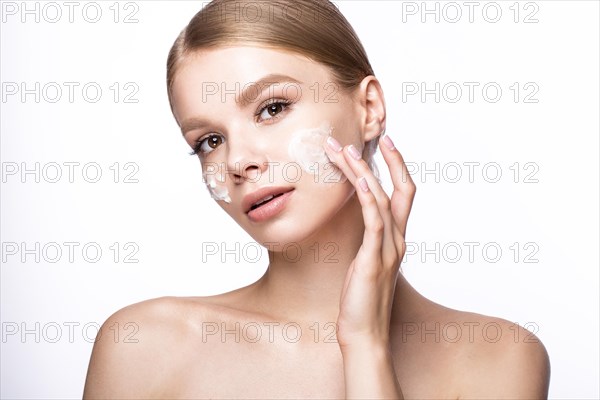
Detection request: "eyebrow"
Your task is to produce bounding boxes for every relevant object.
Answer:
[179,73,303,136]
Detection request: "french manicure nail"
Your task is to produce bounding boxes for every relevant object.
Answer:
[358,177,369,192]
[382,134,396,150]
[326,136,342,152]
[348,144,362,160]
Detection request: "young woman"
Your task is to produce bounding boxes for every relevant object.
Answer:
[83,0,550,398]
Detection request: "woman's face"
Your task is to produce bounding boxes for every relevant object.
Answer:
[171,45,366,245]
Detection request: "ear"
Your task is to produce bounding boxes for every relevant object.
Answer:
[355,76,386,143]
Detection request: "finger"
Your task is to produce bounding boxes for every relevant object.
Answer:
[324,137,358,183]
[351,175,386,276]
[342,144,391,212]
[325,138,392,222]
[341,144,399,266]
[378,134,417,238]
[325,137,399,268]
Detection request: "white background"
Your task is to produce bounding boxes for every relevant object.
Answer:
[1,1,598,398]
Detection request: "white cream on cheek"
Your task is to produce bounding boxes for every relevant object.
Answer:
[202,167,231,204]
[288,121,347,183]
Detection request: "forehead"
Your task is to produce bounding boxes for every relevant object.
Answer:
[175,45,331,85]
[170,46,335,120]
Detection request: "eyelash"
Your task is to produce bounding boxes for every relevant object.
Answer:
[188,98,294,156]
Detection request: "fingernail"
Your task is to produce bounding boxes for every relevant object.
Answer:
[382,134,395,150]
[326,136,342,152]
[358,176,369,192]
[347,144,362,160]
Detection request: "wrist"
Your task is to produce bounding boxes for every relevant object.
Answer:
[339,337,392,360]
[340,339,403,399]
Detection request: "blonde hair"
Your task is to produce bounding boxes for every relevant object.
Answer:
[166,0,380,174]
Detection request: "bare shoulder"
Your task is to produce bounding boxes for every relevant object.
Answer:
[410,305,551,399]
[452,310,551,399]
[82,296,225,399]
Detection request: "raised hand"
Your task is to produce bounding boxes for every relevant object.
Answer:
[324,133,416,399]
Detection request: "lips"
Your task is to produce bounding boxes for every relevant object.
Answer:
[242,186,295,214]
[250,193,283,211]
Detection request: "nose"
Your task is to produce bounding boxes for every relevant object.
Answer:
[225,133,269,183]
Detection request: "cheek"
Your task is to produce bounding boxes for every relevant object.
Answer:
[202,162,231,203]
[287,121,347,184]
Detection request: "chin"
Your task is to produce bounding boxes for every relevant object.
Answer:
[243,215,323,249]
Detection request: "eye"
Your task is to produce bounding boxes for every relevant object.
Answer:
[256,99,292,122]
[189,134,224,156]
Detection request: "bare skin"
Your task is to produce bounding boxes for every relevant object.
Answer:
[83,46,550,399]
[83,274,550,399]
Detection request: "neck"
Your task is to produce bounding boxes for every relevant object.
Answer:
[239,192,434,330]
[250,193,367,324]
